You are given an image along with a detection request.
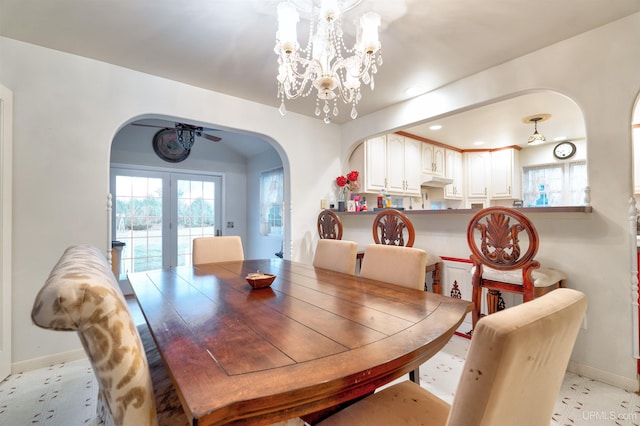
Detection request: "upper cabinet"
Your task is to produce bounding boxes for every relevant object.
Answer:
[350,134,421,196]
[490,148,521,199]
[421,143,445,177]
[466,152,490,198]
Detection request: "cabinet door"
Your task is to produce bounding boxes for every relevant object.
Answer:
[467,152,490,198]
[365,136,387,193]
[433,146,445,177]
[404,137,422,195]
[490,149,513,198]
[421,143,445,177]
[491,149,521,199]
[444,150,463,199]
[386,134,406,193]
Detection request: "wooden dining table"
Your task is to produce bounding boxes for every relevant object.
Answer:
[128,258,473,426]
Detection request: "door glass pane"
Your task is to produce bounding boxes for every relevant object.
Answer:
[115,175,163,276]
[177,178,217,266]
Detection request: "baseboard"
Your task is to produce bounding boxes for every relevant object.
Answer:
[11,348,88,374]
[568,360,638,392]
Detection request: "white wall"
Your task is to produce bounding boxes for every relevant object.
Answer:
[0,36,341,369]
[340,13,640,390]
[2,11,640,390]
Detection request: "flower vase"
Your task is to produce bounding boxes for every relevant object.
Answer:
[338,189,346,212]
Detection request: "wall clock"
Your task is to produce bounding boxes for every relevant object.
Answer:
[152,128,190,163]
[553,141,576,160]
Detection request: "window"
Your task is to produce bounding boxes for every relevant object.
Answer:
[522,161,587,207]
[260,168,284,236]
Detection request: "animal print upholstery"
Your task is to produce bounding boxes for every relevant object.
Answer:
[31,244,187,426]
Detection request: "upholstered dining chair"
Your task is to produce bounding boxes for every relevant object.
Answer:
[360,243,427,384]
[371,209,443,294]
[467,206,567,328]
[317,208,343,240]
[317,288,587,426]
[31,244,188,426]
[192,235,244,265]
[313,239,359,275]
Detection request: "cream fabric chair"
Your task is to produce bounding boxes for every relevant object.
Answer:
[360,243,427,290]
[317,288,587,426]
[31,244,188,426]
[359,243,428,384]
[192,235,244,265]
[313,239,359,275]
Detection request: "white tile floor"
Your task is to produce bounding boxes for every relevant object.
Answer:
[2,298,638,425]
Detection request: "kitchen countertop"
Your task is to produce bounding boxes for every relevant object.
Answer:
[336,206,592,215]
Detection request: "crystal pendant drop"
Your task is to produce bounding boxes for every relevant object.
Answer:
[323,116,331,124]
[333,106,339,116]
[370,75,375,90]
[315,105,321,116]
[323,102,330,114]
[377,55,383,66]
[279,101,287,116]
[362,72,370,85]
[350,105,358,119]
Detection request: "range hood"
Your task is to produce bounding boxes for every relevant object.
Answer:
[421,175,454,187]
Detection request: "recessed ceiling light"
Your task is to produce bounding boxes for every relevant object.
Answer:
[429,125,442,130]
[473,141,485,146]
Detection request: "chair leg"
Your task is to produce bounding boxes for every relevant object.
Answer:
[409,367,420,385]
[432,262,442,295]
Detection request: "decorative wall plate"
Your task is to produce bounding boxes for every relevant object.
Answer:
[152,128,190,163]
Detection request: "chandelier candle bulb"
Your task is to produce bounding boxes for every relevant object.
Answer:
[359,12,381,54]
[277,2,299,54]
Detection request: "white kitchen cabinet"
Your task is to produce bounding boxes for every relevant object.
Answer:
[444,149,463,199]
[421,143,445,177]
[387,133,421,195]
[466,151,490,198]
[349,134,421,196]
[490,148,521,199]
[386,133,406,193]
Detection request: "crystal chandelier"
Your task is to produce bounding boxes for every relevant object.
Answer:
[275,0,382,124]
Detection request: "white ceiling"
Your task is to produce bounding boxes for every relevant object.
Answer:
[2,0,639,154]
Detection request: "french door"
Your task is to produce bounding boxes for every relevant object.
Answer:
[111,168,222,278]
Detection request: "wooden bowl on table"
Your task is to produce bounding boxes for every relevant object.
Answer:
[246,272,276,289]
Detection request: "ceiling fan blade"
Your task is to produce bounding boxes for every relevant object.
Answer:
[132,123,171,129]
[201,133,222,142]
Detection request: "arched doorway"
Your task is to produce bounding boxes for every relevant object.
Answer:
[109,117,285,294]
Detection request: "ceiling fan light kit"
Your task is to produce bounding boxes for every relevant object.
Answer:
[275,0,382,124]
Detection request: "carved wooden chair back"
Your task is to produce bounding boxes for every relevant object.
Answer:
[318,209,343,240]
[372,209,415,247]
[467,206,565,328]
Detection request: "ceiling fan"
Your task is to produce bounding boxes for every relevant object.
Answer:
[132,121,223,145]
[132,121,223,163]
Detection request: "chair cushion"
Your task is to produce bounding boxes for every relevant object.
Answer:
[31,245,158,426]
[472,265,566,287]
[317,380,450,425]
[425,252,442,267]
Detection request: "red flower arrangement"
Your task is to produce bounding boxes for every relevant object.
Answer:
[336,170,360,197]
